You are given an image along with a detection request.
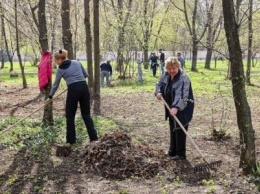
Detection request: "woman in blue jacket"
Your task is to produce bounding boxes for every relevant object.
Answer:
[155,57,194,161]
[48,49,98,145]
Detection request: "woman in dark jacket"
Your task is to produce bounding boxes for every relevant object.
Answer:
[155,57,194,160]
[48,49,98,145]
[149,52,159,77]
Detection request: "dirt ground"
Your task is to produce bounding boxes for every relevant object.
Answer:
[0,84,260,194]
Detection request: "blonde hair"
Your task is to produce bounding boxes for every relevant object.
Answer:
[54,49,68,61]
[165,57,180,69]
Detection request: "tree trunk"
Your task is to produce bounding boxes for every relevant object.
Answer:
[73,0,79,59]
[84,0,94,89]
[61,0,73,59]
[117,49,124,76]
[38,0,49,52]
[205,3,213,69]
[235,0,243,22]
[222,0,256,174]
[143,0,150,70]
[191,40,198,72]
[50,15,57,54]
[1,7,14,72]
[50,14,57,69]
[38,0,53,126]
[143,46,149,69]
[246,0,253,85]
[93,0,101,115]
[15,0,27,89]
[205,46,213,69]
[0,1,4,69]
[0,52,4,69]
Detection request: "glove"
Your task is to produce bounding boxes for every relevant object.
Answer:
[45,96,53,104]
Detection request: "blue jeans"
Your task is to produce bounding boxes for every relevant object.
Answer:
[101,71,111,86]
[160,62,165,75]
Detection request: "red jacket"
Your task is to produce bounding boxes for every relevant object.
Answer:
[38,51,52,91]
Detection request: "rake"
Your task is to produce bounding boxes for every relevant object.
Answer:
[0,89,67,137]
[161,97,222,172]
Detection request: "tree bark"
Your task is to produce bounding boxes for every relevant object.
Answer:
[50,14,57,54]
[38,0,53,126]
[0,1,4,69]
[191,40,198,72]
[1,5,14,72]
[93,0,101,115]
[143,45,149,69]
[246,0,253,85]
[204,2,214,69]
[61,0,73,59]
[222,0,256,174]
[15,0,27,89]
[73,0,79,59]
[38,0,49,52]
[205,46,213,69]
[84,0,94,89]
[235,0,243,22]
[116,0,125,74]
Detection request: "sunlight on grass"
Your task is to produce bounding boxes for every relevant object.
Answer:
[0,115,119,149]
[1,60,260,98]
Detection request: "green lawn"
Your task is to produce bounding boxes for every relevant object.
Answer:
[1,60,260,97]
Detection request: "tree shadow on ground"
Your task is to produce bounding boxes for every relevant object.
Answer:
[10,93,42,116]
[0,128,85,193]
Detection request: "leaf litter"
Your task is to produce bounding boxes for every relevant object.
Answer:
[80,131,173,179]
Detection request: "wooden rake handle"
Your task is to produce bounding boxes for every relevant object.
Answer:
[161,96,206,160]
[0,89,67,137]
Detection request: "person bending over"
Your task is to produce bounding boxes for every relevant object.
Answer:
[48,49,98,145]
[100,60,113,87]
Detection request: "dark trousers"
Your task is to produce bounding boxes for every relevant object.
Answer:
[152,64,157,77]
[66,82,98,144]
[169,119,188,157]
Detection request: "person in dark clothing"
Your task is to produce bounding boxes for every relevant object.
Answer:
[155,57,194,161]
[100,60,113,87]
[48,49,98,145]
[159,49,165,75]
[177,52,185,69]
[149,52,159,77]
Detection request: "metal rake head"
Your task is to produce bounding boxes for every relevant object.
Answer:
[193,160,222,172]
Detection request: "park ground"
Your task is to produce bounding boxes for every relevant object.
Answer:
[0,61,260,193]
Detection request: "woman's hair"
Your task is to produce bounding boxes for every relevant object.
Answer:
[165,57,180,69]
[54,49,68,61]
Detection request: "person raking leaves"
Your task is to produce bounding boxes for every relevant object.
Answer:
[47,49,98,145]
[155,57,194,161]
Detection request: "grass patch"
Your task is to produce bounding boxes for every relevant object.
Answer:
[0,115,120,149]
[1,60,260,98]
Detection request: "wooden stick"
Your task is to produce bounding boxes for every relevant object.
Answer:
[0,89,67,136]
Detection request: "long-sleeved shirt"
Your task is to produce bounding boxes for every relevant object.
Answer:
[178,56,185,69]
[100,62,112,75]
[159,52,165,62]
[49,60,88,97]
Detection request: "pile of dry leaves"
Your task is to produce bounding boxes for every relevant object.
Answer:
[81,132,172,179]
